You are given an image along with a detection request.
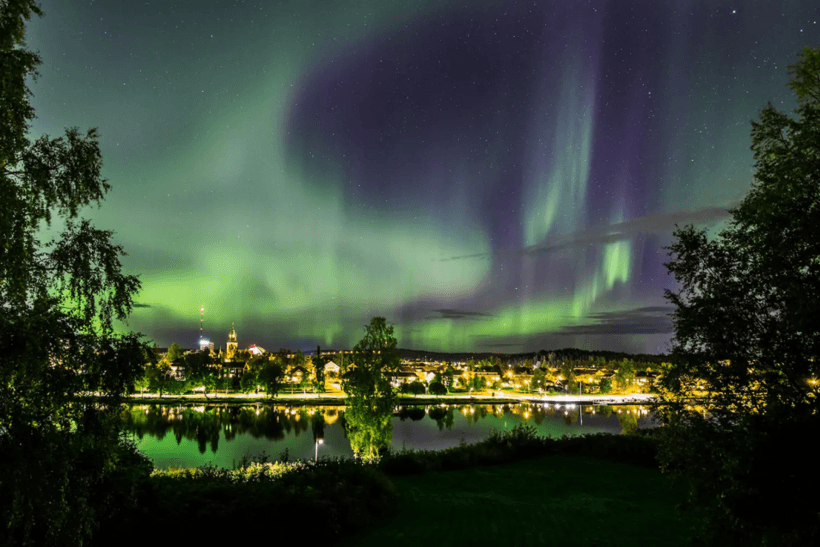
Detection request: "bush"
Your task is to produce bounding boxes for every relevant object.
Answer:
[403,381,426,395]
[428,381,447,396]
[379,425,660,476]
[92,455,397,546]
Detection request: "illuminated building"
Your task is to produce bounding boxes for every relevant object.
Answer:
[226,323,238,361]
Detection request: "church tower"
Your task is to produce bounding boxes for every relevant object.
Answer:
[227,323,238,361]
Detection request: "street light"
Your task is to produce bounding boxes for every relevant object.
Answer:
[315,438,324,460]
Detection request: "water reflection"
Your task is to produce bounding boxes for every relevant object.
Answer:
[122,403,655,465]
[344,402,393,460]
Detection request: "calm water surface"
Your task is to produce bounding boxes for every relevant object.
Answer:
[124,402,656,469]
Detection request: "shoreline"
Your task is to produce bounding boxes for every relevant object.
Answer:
[123,392,659,406]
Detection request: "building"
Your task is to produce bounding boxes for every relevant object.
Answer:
[389,371,419,388]
[226,324,238,361]
[248,344,266,356]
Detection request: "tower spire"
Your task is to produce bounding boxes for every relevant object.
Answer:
[227,322,238,361]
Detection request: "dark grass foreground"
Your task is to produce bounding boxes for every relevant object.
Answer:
[93,427,691,546]
[343,455,694,547]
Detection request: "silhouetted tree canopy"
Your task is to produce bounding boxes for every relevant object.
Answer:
[0,2,153,545]
[342,317,401,460]
[659,47,820,546]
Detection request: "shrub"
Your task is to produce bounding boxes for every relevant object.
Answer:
[404,381,426,395]
[379,425,660,476]
[92,456,398,546]
[428,381,447,396]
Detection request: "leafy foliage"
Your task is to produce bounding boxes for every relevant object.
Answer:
[103,456,398,545]
[380,425,661,475]
[427,381,447,396]
[614,359,635,393]
[313,344,325,391]
[0,2,153,544]
[402,381,426,395]
[660,47,820,545]
[166,342,184,362]
[342,317,401,460]
[257,360,285,397]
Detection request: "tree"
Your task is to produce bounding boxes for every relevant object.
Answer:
[257,361,285,398]
[313,345,326,392]
[470,374,487,392]
[182,350,211,393]
[0,3,152,544]
[133,370,150,395]
[531,368,548,392]
[428,381,447,396]
[342,317,401,403]
[166,342,185,363]
[659,47,820,545]
[164,376,191,396]
[233,349,251,364]
[403,381,426,395]
[442,364,456,388]
[146,361,173,397]
[599,377,613,394]
[239,366,258,394]
[614,359,635,394]
[559,360,577,390]
[342,317,401,460]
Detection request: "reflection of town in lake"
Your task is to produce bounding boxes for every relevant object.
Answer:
[124,403,655,469]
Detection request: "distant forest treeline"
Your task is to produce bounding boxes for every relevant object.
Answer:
[395,347,667,365]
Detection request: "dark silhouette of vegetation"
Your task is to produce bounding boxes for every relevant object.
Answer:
[401,380,427,395]
[660,47,820,546]
[427,381,447,395]
[1,3,152,544]
[380,425,661,475]
[92,455,398,546]
[257,360,285,397]
[313,345,326,391]
[166,342,184,362]
[342,317,401,460]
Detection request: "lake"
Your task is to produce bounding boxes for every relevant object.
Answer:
[124,402,656,469]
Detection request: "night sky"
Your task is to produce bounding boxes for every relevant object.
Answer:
[26,1,819,354]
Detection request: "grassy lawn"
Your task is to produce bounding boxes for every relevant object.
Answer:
[340,455,695,547]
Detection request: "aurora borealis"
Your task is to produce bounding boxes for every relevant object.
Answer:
[25,1,819,354]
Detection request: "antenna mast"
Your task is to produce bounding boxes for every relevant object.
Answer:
[200,304,205,343]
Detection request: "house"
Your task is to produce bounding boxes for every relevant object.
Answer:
[288,365,308,383]
[389,371,419,388]
[635,371,658,391]
[168,362,186,380]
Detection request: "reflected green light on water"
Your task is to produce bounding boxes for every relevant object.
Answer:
[123,403,655,469]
